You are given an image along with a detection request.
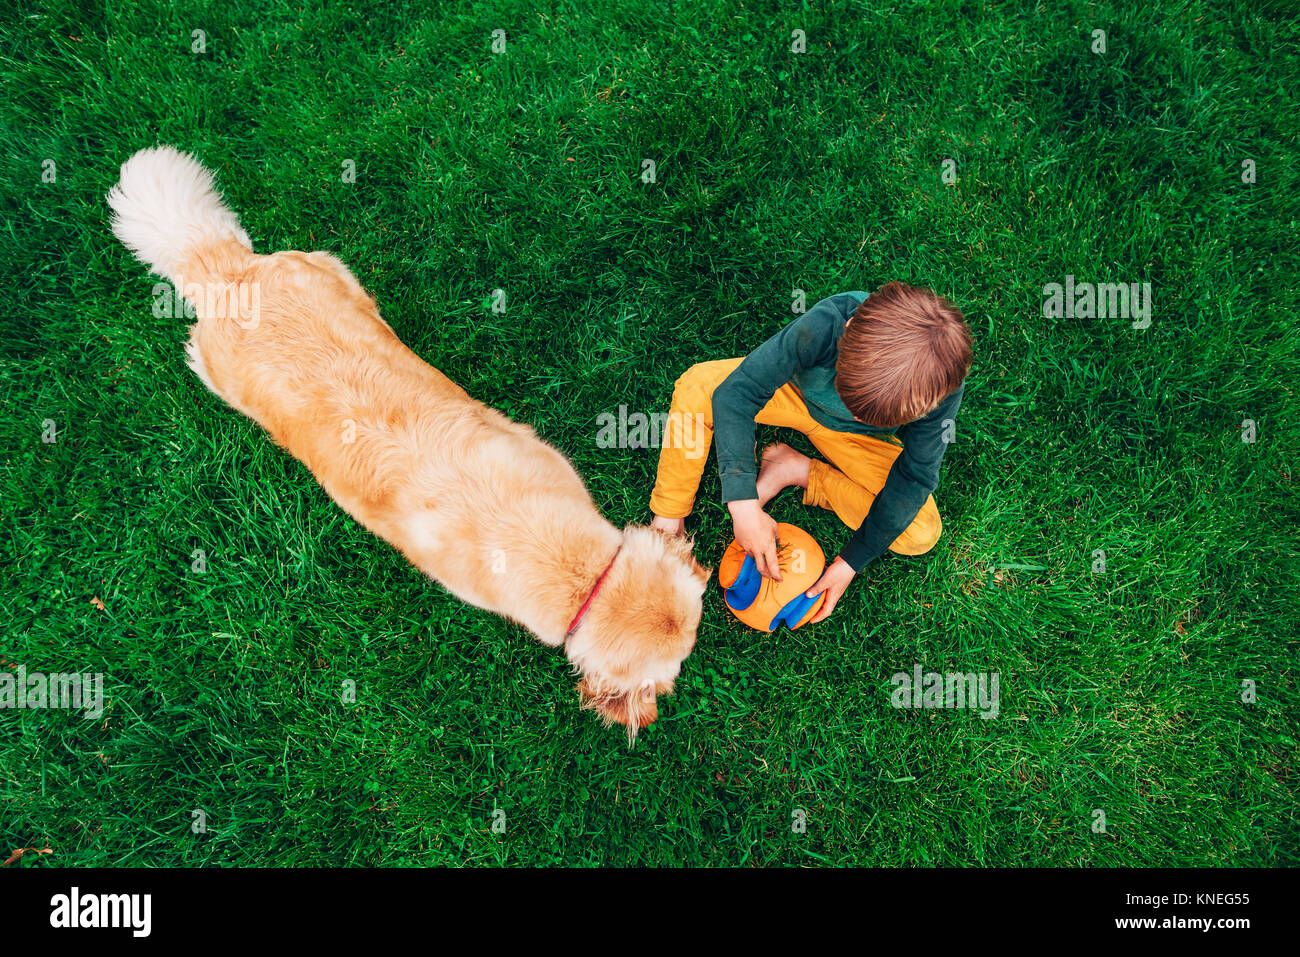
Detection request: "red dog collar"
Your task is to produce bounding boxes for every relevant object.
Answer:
[565,547,621,639]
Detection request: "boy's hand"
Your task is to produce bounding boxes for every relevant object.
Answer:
[728,498,782,581]
[805,557,855,623]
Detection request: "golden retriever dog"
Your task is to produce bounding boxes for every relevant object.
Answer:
[107,145,708,738]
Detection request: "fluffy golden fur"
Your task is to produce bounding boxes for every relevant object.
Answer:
[108,146,708,738]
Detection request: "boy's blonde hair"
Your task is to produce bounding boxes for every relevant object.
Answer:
[836,282,973,428]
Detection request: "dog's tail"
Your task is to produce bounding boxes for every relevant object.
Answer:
[107,145,253,289]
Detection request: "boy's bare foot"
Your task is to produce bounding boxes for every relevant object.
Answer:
[756,443,812,507]
[650,514,686,537]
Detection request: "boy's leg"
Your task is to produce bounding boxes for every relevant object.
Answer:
[802,432,943,555]
[648,358,824,521]
[649,359,742,521]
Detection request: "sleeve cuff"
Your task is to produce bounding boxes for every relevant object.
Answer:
[837,537,885,573]
[720,468,759,504]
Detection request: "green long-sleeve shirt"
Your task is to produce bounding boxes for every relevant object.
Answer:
[712,291,965,572]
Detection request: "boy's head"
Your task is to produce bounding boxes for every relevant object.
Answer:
[836,282,972,428]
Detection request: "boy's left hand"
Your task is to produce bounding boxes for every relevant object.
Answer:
[805,557,855,623]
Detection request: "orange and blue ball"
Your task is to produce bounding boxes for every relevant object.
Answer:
[717,522,826,632]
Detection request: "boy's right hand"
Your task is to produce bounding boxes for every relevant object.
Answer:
[728,498,782,581]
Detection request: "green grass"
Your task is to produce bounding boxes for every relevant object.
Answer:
[1,0,1296,866]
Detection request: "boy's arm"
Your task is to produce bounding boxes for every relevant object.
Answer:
[836,383,965,572]
[712,296,856,502]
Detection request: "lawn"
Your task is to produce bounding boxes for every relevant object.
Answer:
[0,0,1296,866]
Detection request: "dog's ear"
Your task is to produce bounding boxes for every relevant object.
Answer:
[680,537,711,591]
[578,676,658,739]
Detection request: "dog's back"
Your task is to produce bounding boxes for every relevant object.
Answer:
[177,240,608,630]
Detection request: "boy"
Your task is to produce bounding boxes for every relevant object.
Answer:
[649,282,972,622]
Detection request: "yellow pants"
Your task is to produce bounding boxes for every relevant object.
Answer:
[649,358,942,555]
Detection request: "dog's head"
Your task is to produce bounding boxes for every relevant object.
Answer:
[565,526,710,741]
